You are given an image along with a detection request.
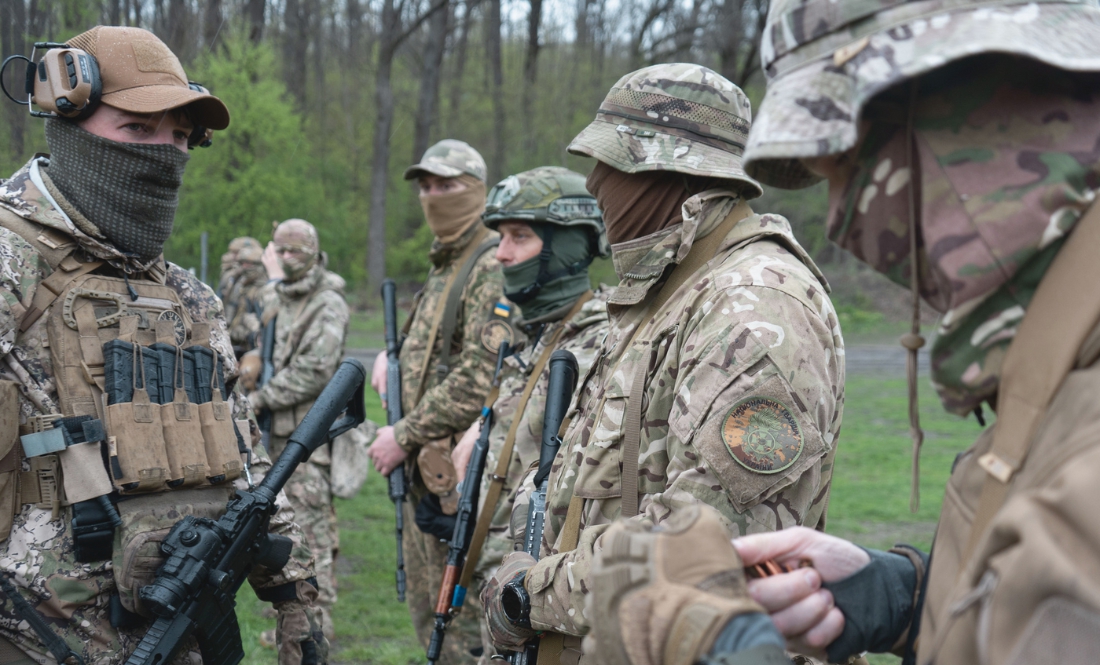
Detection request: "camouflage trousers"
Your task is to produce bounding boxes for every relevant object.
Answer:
[272,437,338,615]
[403,501,484,665]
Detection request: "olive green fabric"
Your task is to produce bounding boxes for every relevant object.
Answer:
[503,224,594,322]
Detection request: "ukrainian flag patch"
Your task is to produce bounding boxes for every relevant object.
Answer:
[493,302,511,318]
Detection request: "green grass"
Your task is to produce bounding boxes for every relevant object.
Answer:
[230,375,981,663]
[347,311,391,351]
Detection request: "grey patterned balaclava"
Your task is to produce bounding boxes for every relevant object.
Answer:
[44,119,189,262]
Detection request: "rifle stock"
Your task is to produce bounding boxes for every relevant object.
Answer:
[382,278,408,602]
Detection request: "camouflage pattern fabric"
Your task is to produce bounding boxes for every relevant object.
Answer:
[225,263,267,356]
[251,259,350,614]
[471,293,610,659]
[567,63,762,195]
[743,0,1100,190]
[513,191,845,638]
[218,236,260,297]
[0,159,316,664]
[404,139,488,182]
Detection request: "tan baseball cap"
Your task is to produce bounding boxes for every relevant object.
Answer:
[67,26,229,130]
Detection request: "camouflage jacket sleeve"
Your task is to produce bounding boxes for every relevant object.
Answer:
[253,289,350,412]
[522,240,845,636]
[394,252,507,451]
[0,229,48,357]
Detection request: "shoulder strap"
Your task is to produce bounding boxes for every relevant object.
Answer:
[961,201,1100,564]
[457,291,593,590]
[412,226,492,406]
[435,235,500,382]
[0,208,76,269]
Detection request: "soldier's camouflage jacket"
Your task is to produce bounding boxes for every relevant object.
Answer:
[251,260,350,441]
[517,190,845,635]
[0,159,315,664]
[225,265,268,356]
[395,223,510,469]
[473,293,609,581]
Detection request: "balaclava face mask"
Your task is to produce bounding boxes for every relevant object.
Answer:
[823,56,1100,414]
[274,219,320,283]
[44,118,189,263]
[502,224,594,322]
[420,174,488,243]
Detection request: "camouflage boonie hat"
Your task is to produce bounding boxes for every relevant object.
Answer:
[228,236,260,254]
[236,245,263,263]
[567,63,762,197]
[743,0,1100,190]
[403,139,488,182]
[482,166,610,257]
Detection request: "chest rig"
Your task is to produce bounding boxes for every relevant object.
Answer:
[0,210,245,567]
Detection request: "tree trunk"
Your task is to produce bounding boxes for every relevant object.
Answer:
[108,0,121,26]
[412,0,450,163]
[367,0,400,289]
[521,0,542,155]
[166,0,187,57]
[204,0,223,51]
[1,0,26,161]
[283,0,309,108]
[446,0,478,127]
[247,0,265,42]
[485,0,505,184]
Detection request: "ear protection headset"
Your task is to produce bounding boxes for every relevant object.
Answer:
[2,42,213,148]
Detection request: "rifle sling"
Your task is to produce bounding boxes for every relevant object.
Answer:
[457,291,593,590]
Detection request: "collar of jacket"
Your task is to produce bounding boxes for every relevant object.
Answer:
[607,190,829,307]
[0,157,167,278]
[427,218,484,268]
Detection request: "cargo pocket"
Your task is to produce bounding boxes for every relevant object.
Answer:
[0,381,20,541]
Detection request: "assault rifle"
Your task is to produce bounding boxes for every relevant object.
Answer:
[501,350,579,665]
[124,358,367,665]
[426,342,510,665]
[256,315,276,452]
[382,278,408,602]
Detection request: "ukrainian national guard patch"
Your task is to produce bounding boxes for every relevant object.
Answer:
[720,396,803,474]
[481,319,514,353]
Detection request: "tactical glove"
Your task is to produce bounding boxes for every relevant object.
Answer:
[584,505,765,665]
[274,581,329,665]
[481,551,539,649]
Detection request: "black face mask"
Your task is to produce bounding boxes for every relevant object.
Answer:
[44,118,189,262]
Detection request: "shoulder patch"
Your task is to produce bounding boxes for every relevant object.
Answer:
[481,319,514,354]
[493,301,512,318]
[720,396,803,474]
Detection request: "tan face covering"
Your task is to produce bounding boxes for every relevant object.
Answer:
[420,175,487,243]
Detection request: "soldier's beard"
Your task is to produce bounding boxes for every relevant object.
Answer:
[420,176,486,243]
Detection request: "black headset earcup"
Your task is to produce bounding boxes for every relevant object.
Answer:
[78,53,102,118]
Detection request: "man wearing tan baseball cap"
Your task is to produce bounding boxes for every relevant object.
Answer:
[0,26,326,665]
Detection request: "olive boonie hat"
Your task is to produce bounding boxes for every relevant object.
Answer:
[483,166,610,257]
[743,0,1100,190]
[404,139,488,182]
[66,26,229,130]
[566,63,762,197]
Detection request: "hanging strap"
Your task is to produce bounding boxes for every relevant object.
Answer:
[435,237,501,381]
[960,200,1100,566]
[457,291,594,590]
[620,201,751,518]
[412,226,491,406]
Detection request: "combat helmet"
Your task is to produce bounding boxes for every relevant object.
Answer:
[567,63,762,198]
[743,0,1100,190]
[404,139,487,182]
[482,166,608,304]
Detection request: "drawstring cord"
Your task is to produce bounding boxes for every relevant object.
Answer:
[901,79,926,514]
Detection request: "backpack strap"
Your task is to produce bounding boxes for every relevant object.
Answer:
[434,236,501,382]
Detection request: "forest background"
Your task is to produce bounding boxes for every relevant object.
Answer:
[0,0,907,326]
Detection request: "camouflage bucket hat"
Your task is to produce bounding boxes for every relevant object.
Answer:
[567,63,763,197]
[403,139,487,182]
[482,166,609,256]
[743,0,1100,190]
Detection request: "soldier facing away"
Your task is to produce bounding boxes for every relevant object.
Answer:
[0,26,324,664]
[367,140,512,664]
[224,241,268,358]
[248,218,350,642]
[586,2,1100,665]
[480,63,845,665]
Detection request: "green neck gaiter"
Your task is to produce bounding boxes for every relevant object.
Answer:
[503,225,593,322]
[44,119,189,262]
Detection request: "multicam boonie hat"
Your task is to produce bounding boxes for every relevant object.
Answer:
[743,0,1100,190]
[567,63,762,197]
[228,236,260,254]
[482,166,610,257]
[403,139,488,182]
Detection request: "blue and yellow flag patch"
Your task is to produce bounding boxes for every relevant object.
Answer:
[493,302,511,318]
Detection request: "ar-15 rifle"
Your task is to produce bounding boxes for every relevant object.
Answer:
[501,350,579,665]
[256,314,276,452]
[123,358,367,665]
[426,342,510,665]
[382,278,408,602]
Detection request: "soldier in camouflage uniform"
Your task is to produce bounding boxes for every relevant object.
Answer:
[445,167,610,661]
[249,219,349,640]
[367,140,510,664]
[225,242,268,358]
[480,64,845,665]
[587,3,1100,665]
[218,236,261,300]
[0,26,324,665]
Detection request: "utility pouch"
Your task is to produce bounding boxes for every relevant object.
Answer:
[105,344,170,494]
[161,346,208,489]
[417,435,459,515]
[112,487,233,616]
[0,382,20,542]
[196,348,242,485]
